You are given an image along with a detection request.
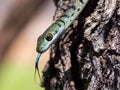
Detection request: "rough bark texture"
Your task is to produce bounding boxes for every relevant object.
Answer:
[41,0,120,90]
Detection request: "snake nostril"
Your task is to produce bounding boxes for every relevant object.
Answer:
[45,33,53,41]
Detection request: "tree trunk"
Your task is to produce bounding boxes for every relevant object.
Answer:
[41,0,120,90]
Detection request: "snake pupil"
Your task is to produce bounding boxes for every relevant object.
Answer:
[45,33,53,41]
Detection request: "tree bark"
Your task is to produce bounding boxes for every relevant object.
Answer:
[41,0,120,90]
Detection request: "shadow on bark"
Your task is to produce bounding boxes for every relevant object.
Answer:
[41,0,120,90]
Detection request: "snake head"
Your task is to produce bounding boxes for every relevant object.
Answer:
[36,32,53,53]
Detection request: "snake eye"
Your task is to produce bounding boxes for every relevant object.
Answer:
[45,33,53,41]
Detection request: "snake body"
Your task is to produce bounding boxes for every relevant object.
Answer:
[35,0,89,79]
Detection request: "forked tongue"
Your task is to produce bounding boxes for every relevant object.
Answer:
[34,53,41,82]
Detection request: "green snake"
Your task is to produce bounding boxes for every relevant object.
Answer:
[35,0,89,79]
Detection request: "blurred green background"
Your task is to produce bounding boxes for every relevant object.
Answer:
[0,0,55,90]
[0,61,44,90]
